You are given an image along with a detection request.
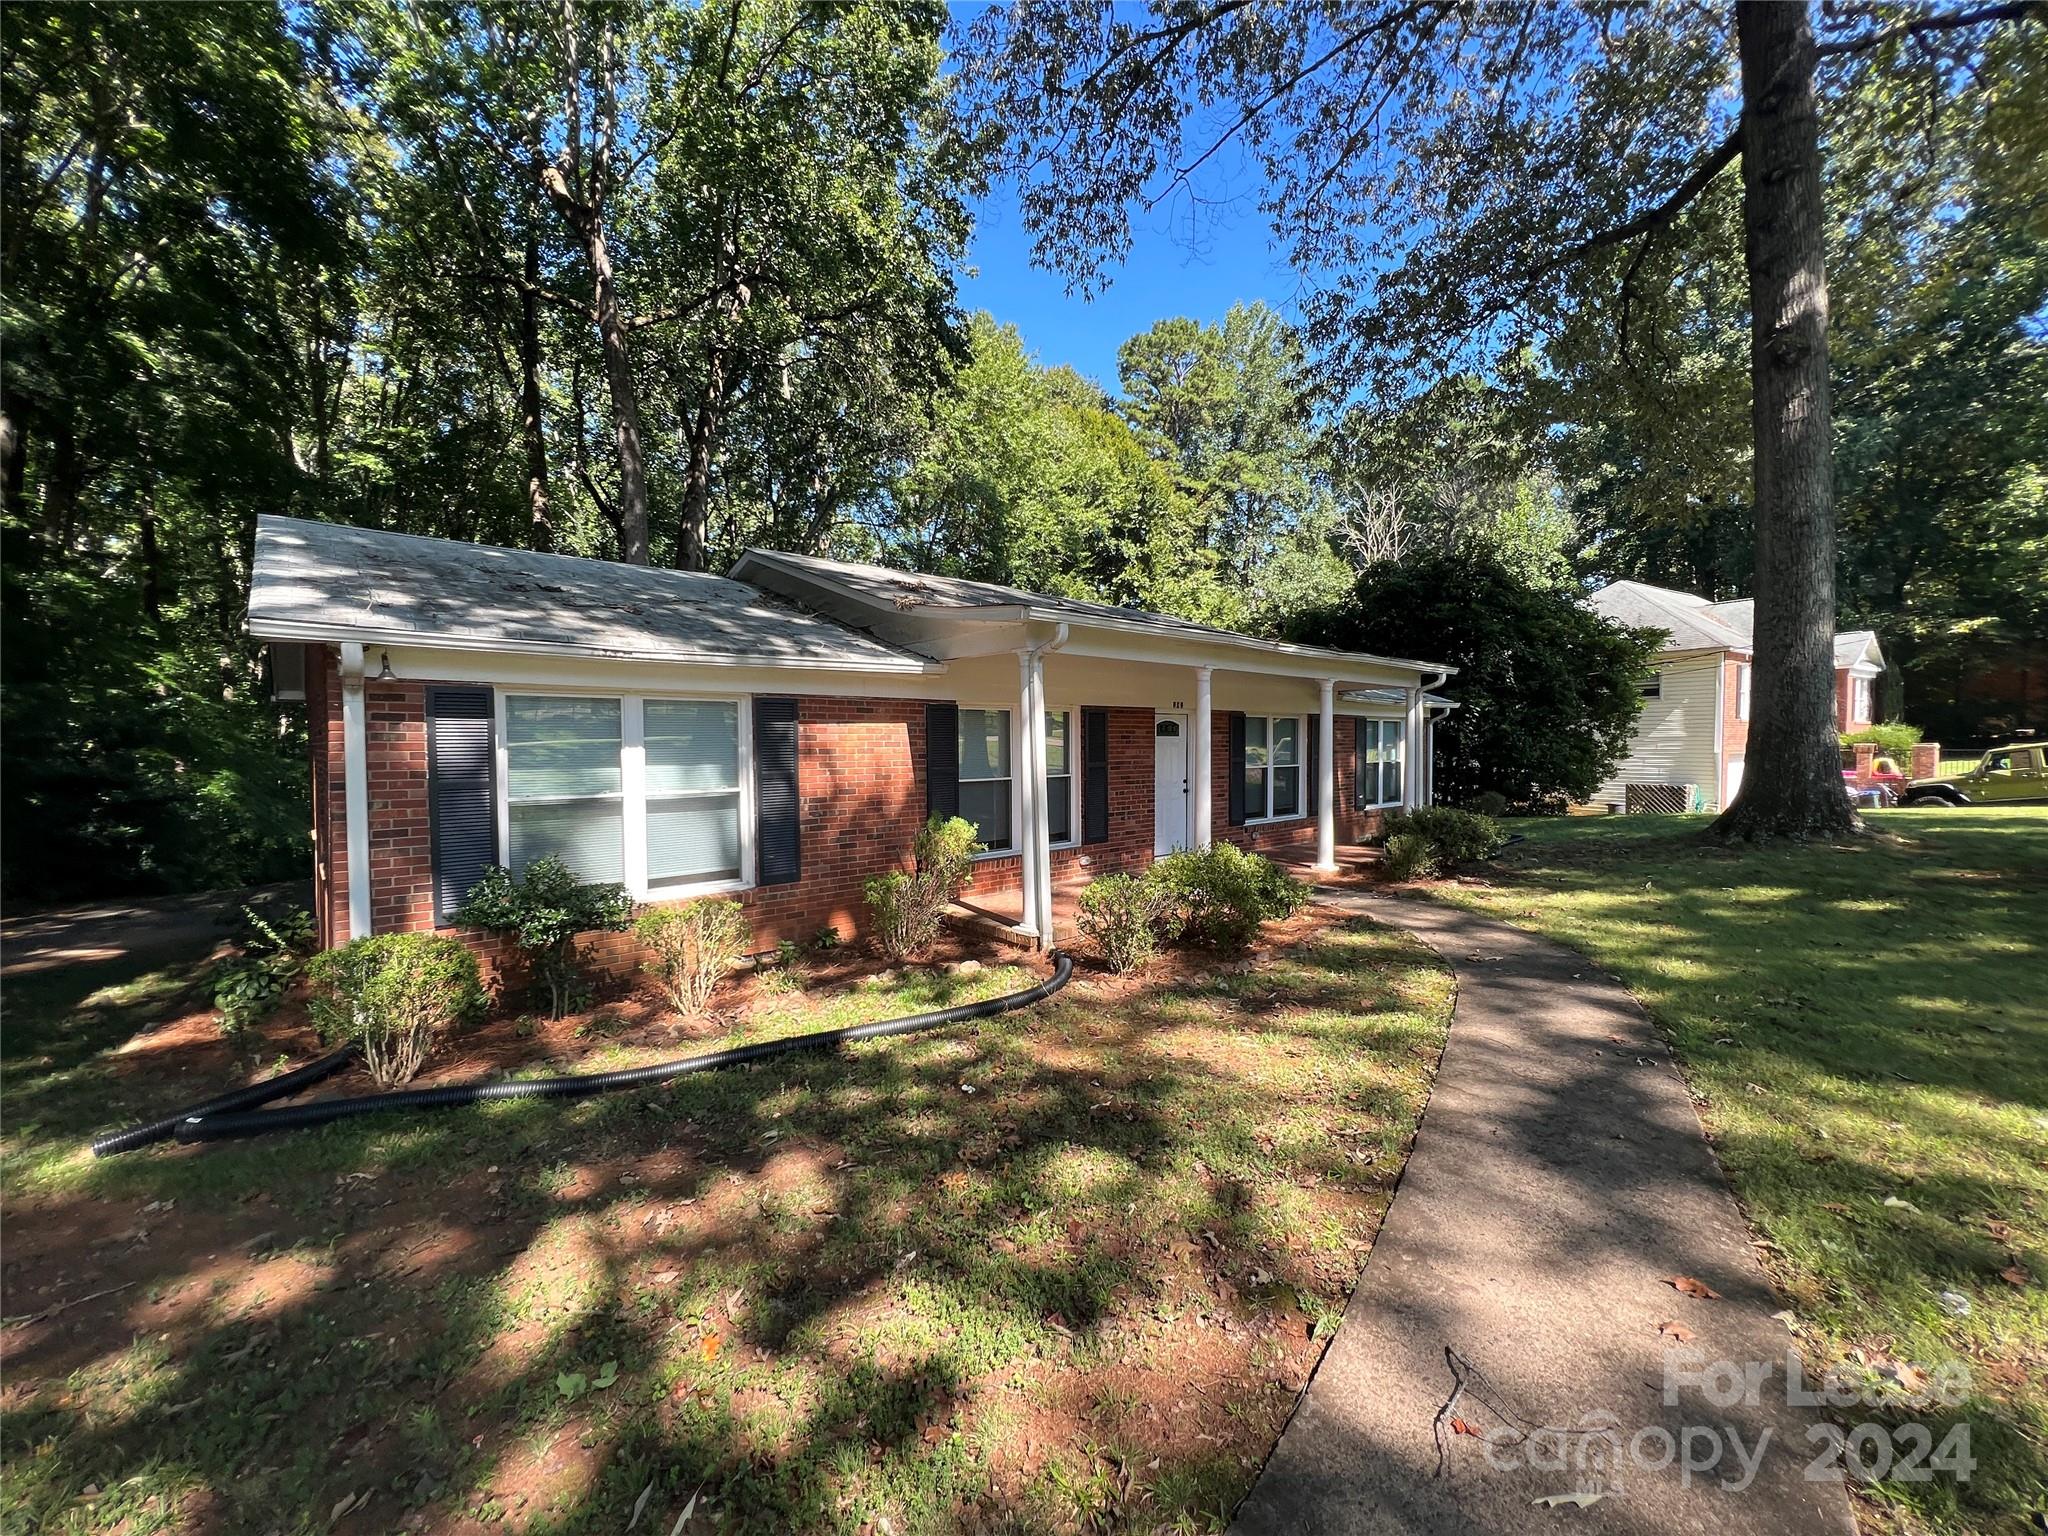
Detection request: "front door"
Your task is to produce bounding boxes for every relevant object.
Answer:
[1154,713,1190,855]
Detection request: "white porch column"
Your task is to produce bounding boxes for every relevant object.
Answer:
[1015,651,1042,939]
[340,641,372,940]
[1405,685,1428,808]
[1314,678,1337,871]
[1027,657,1055,946]
[1192,666,1214,849]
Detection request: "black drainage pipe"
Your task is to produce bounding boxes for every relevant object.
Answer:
[168,954,1074,1147]
[89,1044,360,1158]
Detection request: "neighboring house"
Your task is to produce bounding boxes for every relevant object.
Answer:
[1585,580,1884,812]
[248,517,1456,958]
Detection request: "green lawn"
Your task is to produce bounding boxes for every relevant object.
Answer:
[1442,808,2048,1535]
[0,915,1451,1535]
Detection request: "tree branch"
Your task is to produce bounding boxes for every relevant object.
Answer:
[1815,0,2043,57]
[1523,128,1740,289]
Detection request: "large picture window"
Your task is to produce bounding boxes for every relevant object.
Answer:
[503,693,748,894]
[644,699,741,886]
[1360,718,1405,808]
[959,707,1013,852]
[506,695,625,882]
[1244,714,1305,822]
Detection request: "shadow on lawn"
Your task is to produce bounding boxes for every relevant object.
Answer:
[0,921,1449,1535]
[1452,813,2048,1530]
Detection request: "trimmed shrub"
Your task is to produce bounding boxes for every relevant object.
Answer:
[865,815,983,960]
[1147,844,1309,951]
[1383,806,1507,868]
[307,933,485,1087]
[1468,790,1511,819]
[1382,832,1440,882]
[1076,871,1170,974]
[454,856,634,1018]
[636,898,750,1016]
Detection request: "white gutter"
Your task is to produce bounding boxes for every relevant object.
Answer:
[246,617,946,675]
[340,641,372,941]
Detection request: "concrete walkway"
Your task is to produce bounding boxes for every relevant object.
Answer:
[1234,894,1854,1536]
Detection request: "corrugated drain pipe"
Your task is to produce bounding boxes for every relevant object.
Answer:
[91,954,1072,1154]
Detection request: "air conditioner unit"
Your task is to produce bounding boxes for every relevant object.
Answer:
[1624,783,1697,816]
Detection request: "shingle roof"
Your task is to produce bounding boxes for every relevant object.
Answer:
[1586,580,1752,653]
[732,547,1456,677]
[246,516,939,672]
[1589,580,1884,670]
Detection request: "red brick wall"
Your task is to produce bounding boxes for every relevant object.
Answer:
[308,662,933,976]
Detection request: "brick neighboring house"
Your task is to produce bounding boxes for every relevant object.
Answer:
[1585,580,1885,812]
[254,517,1456,964]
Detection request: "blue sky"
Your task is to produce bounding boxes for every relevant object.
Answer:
[956,174,1307,391]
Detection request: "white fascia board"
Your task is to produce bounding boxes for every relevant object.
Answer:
[244,616,945,675]
[362,644,953,700]
[731,550,1457,678]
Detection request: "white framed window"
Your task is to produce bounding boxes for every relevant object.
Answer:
[958,706,1014,853]
[644,699,742,889]
[499,692,751,898]
[1852,675,1874,722]
[1045,709,1075,846]
[1737,663,1752,722]
[504,695,626,883]
[1244,714,1306,822]
[1640,672,1663,699]
[1361,718,1405,808]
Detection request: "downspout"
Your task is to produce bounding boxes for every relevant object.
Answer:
[1020,623,1069,945]
[340,641,372,940]
[1418,669,1449,807]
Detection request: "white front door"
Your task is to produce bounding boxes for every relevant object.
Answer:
[1154,713,1190,855]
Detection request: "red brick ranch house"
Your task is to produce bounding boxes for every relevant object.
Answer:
[250,516,1457,961]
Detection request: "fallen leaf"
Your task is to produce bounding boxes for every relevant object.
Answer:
[700,1333,723,1362]
[666,1490,700,1536]
[1449,1416,1479,1437]
[1531,1490,1604,1509]
[329,1490,361,1524]
[651,1270,680,1285]
[1657,1320,1696,1343]
[2001,1264,2031,1288]
[628,1480,653,1530]
[1666,1275,1721,1301]
[1883,1195,1919,1213]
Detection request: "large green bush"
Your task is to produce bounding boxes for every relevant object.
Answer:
[1383,806,1507,868]
[865,815,983,960]
[1286,549,1663,812]
[1381,832,1440,882]
[1075,871,1170,974]
[454,856,633,1018]
[306,932,485,1087]
[636,898,750,1016]
[1147,844,1309,951]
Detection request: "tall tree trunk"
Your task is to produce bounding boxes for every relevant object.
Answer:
[679,349,726,572]
[520,231,551,543]
[541,164,649,564]
[1712,0,1860,841]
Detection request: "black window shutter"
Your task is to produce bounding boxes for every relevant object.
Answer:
[1227,712,1248,827]
[427,686,496,925]
[755,696,801,886]
[1354,717,1368,810]
[1082,708,1110,844]
[925,702,959,821]
[1306,713,1321,817]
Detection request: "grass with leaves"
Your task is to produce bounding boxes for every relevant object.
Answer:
[1,913,1450,1535]
[1440,807,2047,1536]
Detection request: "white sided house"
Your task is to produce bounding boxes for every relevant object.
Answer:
[248,517,1456,959]
[1586,579,1884,813]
